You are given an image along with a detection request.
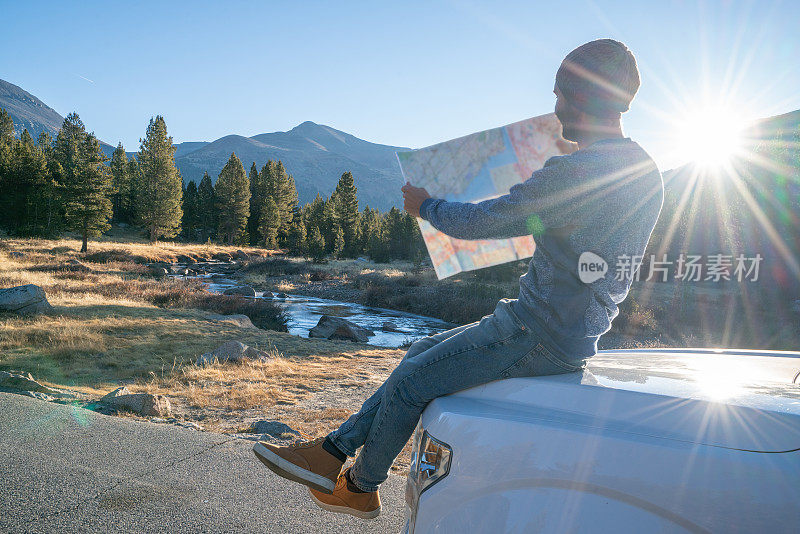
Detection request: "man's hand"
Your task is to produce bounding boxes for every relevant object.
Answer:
[401,182,431,218]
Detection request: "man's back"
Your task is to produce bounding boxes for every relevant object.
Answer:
[514,137,664,364]
[421,136,663,364]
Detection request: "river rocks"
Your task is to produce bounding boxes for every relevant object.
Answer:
[0,370,60,394]
[0,284,53,315]
[261,291,274,298]
[206,313,258,329]
[148,264,169,277]
[223,285,256,297]
[102,392,172,417]
[275,292,288,299]
[248,420,300,439]
[381,321,403,333]
[309,315,374,342]
[196,340,273,366]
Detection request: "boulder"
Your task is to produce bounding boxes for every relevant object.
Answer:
[223,285,256,297]
[206,313,258,329]
[261,291,274,298]
[148,264,169,277]
[248,420,300,439]
[309,315,374,343]
[0,284,53,315]
[234,249,250,261]
[381,321,403,333]
[104,393,172,417]
[0,370,59,394]
[196,340,273,366]
[213,252,232,262]
[101,386,131,400]
[275,292,288,299]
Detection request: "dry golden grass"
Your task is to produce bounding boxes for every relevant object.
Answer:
[1,235,412,470]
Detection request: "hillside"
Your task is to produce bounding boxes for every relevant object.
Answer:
[174,121,408,210]
[0,78,64,140]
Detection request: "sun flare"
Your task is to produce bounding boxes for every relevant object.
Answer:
[674,105,749,169]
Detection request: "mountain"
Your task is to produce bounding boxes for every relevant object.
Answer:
[174,121,408,210]
[1,78,116,155]
[0,78,64,140]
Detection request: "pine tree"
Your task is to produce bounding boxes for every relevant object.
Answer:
[258,197,280,249]
[331,171,360,257]
[306,225,326,263]
[274,161,299,239]
[215,152,250,244]
[332,224,345,258]
[110,143,133,224]
[53,113,113,252]
[181,180,200,241]
[321,196,339,254]
[135,116,183,241]
[286,216,307,256]
[0,108,13,141]
[197,172,216,242]
[246,162,260,245]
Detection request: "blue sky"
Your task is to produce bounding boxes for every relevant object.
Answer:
[1,0,798,170]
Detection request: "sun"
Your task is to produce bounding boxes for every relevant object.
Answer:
[673,105,749,169]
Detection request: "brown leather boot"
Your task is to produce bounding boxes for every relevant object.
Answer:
[308,468,381,519]
[253,437,344,494]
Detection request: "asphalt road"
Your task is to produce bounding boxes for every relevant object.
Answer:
[0,392,406,533]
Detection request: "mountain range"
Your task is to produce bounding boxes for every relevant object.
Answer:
[0,78,407,210]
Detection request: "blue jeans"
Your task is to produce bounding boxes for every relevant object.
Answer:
[326,298,584,492]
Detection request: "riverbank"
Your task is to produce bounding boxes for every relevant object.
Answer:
[0,236,414,473]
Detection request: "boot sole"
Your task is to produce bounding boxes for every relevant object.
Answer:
[308,488,381,519]
[252,442,335,494]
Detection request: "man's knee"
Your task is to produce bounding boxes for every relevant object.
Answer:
[402,337,437,361]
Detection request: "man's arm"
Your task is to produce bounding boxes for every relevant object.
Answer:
[405,155,596,240]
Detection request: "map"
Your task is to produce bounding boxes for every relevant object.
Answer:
[396,113,576,279]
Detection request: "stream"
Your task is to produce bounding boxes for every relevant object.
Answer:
[169,264,454,348]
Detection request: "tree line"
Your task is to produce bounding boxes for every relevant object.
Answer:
[0,107,425,261]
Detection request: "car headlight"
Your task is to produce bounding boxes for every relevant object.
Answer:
[405,425,453,533]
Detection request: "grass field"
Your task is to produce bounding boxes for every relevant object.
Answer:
[0,235,413,472]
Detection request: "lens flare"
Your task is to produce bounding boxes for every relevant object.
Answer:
[674,105,748,169]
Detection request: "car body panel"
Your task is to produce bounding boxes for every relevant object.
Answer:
[405,349,800,533]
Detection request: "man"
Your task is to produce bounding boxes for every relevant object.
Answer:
[253,39,664,519]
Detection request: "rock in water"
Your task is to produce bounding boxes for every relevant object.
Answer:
[223,285,256,297]
[0,284,53,315]
[309,315,374,342]
[148,264,169,277]
[196,340,273,366]
[381,321,403,332]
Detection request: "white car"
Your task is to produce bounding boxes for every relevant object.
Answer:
[404,348,800,533]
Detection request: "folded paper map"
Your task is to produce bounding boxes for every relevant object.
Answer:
[396,113,576,279]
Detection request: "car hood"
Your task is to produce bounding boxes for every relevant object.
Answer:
[446,349,800,453]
